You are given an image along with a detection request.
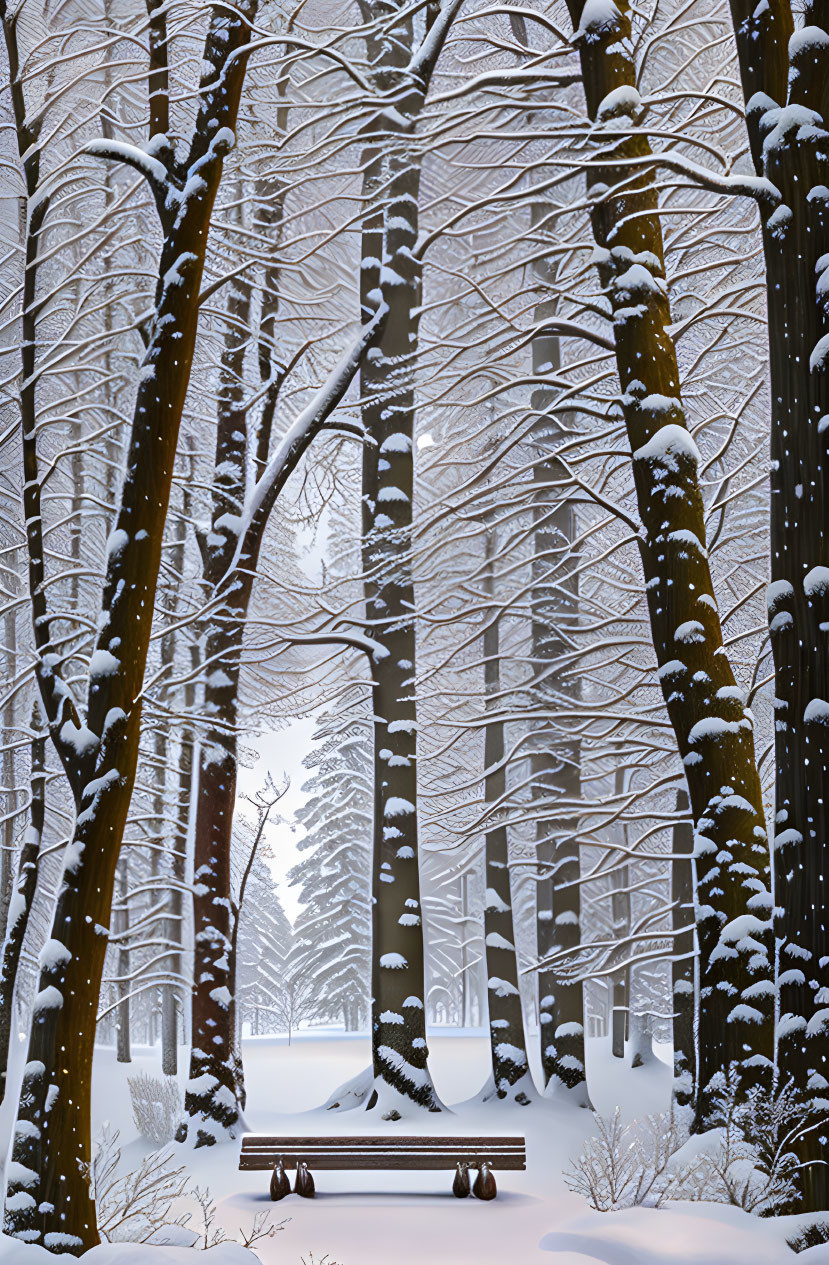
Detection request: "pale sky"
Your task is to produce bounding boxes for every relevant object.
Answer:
[235,715,319,923]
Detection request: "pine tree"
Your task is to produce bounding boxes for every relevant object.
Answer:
[290,707,371,1031]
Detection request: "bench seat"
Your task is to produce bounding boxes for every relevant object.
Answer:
[239,1134,526,1200]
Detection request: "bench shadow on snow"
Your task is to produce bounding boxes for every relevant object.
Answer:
[229,1188,541,1208]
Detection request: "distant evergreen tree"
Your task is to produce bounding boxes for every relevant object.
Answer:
[289,702,371,1031]
[237,852,294,1037]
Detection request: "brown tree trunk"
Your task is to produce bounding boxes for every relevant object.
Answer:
[3,1,259,1246]
[0,715,45,1104]
[563,0,774,1123]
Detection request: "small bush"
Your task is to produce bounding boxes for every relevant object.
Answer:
[92,1126,190,1244]
[566,1077,808,1216]
[788,1221,829,1253]
[564,1107,685,1211]
[128,1070,181,1144]
[92,1128,283,1248]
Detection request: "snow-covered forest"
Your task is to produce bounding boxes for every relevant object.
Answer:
[1,0,829,1260]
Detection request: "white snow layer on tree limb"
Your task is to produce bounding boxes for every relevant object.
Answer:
[231,310,385,567]
[407,0,466,83]
[84,139,171,189]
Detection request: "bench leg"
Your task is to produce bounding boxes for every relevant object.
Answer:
[294,1161,315,1198]
[452,1163,471,1198]
[472,1164,497,1201]
[270,1162,290,1201]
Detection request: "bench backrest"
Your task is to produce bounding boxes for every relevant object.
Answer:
[239,1135,526,1171]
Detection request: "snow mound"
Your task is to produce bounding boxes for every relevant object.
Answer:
[323,1064,374,1111]
[84,1246,258,1263]
[0,1234,260,1263]
[540,1202,800,1265]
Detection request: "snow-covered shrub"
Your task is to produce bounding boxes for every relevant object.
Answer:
[788,1221,829,1253]
[91,1129,282,1250]
[92,1127,191,1244]
[189,1186,278,1251]
[566,1079,808,1216]
[564,1107,685,1210]
[689,1075,806,1215]
[129,1070,182,1144]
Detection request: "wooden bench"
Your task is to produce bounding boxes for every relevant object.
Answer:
[239,1134,526,1200]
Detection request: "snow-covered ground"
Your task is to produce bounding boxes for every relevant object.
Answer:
[79,1031,829,1265]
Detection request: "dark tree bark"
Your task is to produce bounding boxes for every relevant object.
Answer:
[481,533,532,1103]
[358,0,461,1116]
[610,891,629,1054]
[0,714,45,1104]
[726,0,829,1210]
[3,0,260,1247]
[562,0,774,1123]
[671,787,696,1111]
[610,768,630,1060]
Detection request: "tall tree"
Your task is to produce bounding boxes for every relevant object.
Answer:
[480,530,532,1103]
[359,0,461,1118]
[726,0,829,1208]
[0,714,45,1104]
[176,167,381,1143]
[2,0,261,1245]
[290,708,371,1031]
[561,0,774,1121]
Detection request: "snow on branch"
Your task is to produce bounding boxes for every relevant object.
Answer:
[230,307,386,573]
[430,68,581,104]
[84,138,172,214]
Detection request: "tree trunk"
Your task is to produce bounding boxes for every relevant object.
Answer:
[610,768,630,1060]
[359,9,445,1117]
[481,532,532,1103]
[727,0,829,1210]
[671,787,695,1110]
[3,1,259,1245]
[161,489,193,1079]
[610,870,630,1060]
[178,236,252,1146]
[0,574,18,939]
[629,1006,654,1069]
[162,685,194,1077]
[528,220,587,1100]
[0,715,45,1104]
[115,857,131,1064]
[563,0,774,1124]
